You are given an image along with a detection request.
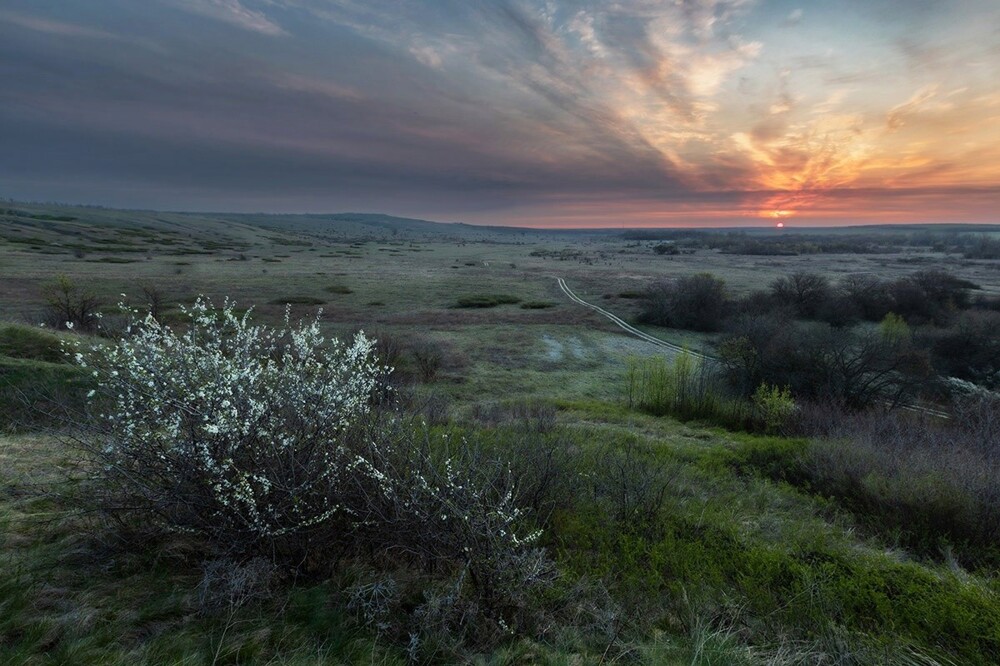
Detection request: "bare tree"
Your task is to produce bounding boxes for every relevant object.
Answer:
[41,275,101,331]
[140,284,166,321]
[770,272,831,319]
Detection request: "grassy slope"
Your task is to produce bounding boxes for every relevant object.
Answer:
[3,405,999,664]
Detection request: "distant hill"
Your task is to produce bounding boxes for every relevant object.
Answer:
[0,203,610,249]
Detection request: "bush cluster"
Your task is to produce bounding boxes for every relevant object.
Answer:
[641,269,978,333]
[638,269,994,407]
[638,274,729,332]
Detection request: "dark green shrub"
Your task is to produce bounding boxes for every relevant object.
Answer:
[268,296,326,305]
[326,285,353,294]
[454,294,521,308]
[653,243,679,255]
[639,274,730,332]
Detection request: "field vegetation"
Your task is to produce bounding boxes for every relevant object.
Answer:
[2,203,1000,663]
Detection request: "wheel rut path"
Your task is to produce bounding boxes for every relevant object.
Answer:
[555,277,714,361]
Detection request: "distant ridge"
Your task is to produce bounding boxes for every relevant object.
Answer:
[3,201,997,239]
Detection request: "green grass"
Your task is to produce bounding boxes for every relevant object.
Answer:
[709,432,1000,571]
[539,420,1000,665]
[0,324,66,363]
[0,357,92,431]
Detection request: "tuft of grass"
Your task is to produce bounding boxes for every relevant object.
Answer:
[454,294,522,309]
[625,353,752,429]
[85,257,139,264]
[325,285,354,294]
[520,301,555,310]
[268,296,326,306]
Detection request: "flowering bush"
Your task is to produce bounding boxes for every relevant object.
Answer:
[72,298,382,555]
[71,298,553,637]
[354,437,553,624]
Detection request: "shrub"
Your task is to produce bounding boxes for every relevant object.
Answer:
[879,312,911,345]
[769,272,831,319]
[40,275,101,331]
[520,301,555,309]
[469,399,557,433]
[409,338,444,382]
[326,285,353,294]
[719,316,932,410]
[889,270,974,325]
[750,383,795,434]
[639,274,730,332]
[71,299,381,558]
[454,294,521,308]
[839,274,893,321]
[591,440,674,539]
[927,310,1000,389]
[139,284,166,321]
[268,296,326,305]
[626,352,749,427]
[780,397,1000,568]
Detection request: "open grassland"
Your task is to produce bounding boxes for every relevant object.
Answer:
[3,204,1000,663]
[4,203,1000,363]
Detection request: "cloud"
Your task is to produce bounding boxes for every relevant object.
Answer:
[782,8,803,27]
[0,10,125,40]
[0,0,997,225]
[175,0,286,36]
[886,84,939,131]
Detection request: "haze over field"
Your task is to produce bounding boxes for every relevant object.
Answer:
[1,0,998,226]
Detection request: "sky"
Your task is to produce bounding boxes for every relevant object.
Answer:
[1,1,998,228]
